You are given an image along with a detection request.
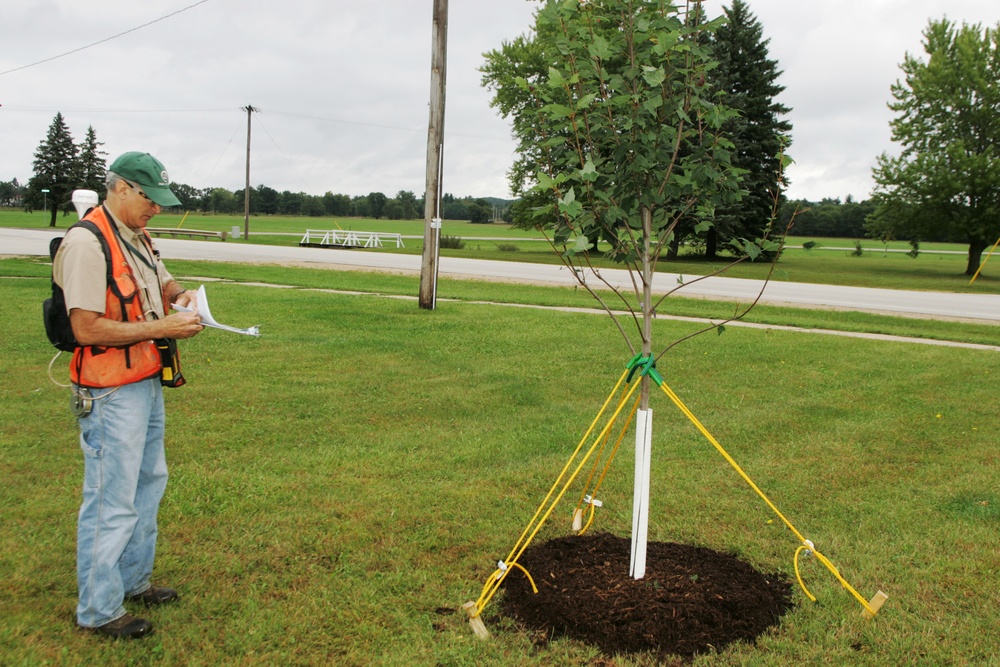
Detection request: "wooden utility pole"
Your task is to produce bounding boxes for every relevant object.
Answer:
[242,104,258,241]
[419,0,449,310]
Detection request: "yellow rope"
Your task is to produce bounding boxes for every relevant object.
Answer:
[573,388,631,511]
[472,374,643,617]
[469,366,882,622]
[657,380,878,616]
[574,395,641,526]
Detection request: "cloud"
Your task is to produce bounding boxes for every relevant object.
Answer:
[1,0,997,202]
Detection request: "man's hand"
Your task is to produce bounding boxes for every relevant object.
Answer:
[70,309,204,347]
[160,311,204,339]
[172,289,199,310]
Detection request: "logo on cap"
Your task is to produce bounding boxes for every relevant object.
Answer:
[160,170,170,185]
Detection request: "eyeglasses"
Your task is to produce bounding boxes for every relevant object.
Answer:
[124,180,159,208]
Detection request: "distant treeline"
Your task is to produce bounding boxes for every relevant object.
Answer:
[777,197,874,238]
[1,174,915,241]
[0,177,512,223]
[167,185,513,222]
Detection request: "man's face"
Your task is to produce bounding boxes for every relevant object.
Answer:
[118,179,162,228]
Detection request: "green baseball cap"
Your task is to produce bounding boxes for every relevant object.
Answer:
[109,151,182,207]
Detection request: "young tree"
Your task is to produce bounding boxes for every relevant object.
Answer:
[708,0,791,259]
[76,125,107,194]
[868,18,1000,275]
[480,0,786,587]
[482,0,749,368]
[28,112,78,226]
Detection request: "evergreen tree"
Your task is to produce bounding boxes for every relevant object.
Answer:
[708,0,792,259]
[28,112,78,227]
[76,125,107,194]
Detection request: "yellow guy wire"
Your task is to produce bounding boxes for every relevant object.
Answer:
[175,211,190,229]
[969,235,1000,285]
[657,380,879,616]
[472,370,643,618]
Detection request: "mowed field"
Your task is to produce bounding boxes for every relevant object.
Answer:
[0,219,998,665]
[3,208,999,295]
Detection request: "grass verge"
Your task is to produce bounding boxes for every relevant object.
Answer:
[1,261,998,665]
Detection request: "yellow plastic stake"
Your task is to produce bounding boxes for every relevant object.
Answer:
[463,601,489,639]
[863,590,889,619]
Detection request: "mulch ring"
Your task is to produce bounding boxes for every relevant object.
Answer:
[499,532,794,661]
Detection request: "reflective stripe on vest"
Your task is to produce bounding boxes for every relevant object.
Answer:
[70,206,163,388]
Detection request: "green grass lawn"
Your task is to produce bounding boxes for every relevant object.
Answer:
[4,208,998,295]
[1,259,998,665]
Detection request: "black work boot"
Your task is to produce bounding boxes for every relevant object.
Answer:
[82,614,154,639]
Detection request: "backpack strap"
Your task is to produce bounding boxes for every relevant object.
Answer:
[69,219,114,286]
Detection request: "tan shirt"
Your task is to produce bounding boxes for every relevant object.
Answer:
[53,206,174,321]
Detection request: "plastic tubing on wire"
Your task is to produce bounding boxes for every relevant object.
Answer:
[474,377,644,616]
[657,380,876,615]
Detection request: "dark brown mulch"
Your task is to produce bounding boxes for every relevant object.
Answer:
[499,533,794,661]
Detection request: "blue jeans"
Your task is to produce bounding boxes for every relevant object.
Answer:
[75,377,167,628]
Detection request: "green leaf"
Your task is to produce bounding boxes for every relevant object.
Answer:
[534,171,555,190]
[588,35,612,61]
[641,66,666,87]
[716,324,726,336]
[542,104,574,120]
[576,93,597,111]
[571,233,593,252]
[546,67,566,88]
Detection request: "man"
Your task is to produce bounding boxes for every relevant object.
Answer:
[53,151,204,639]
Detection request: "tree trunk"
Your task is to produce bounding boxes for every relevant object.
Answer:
[966,241,987,276]
[705,227,718,260]
[49,208,57,227]
[640,205,653,410]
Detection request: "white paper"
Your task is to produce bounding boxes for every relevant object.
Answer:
[172,285,261,336]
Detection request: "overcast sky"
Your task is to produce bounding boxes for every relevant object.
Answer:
[1,0,996,203]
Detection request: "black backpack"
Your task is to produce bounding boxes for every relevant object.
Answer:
[43,221,112,352]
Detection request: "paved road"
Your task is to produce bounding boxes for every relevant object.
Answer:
[4,227,999,322]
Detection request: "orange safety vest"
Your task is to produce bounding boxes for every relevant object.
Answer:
[69,206,163,388]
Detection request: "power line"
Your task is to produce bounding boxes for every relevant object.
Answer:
[0,105,233,114]
[266,109,508,142]
[255,114,315,195]
[0,0,213,77]
[2,104,509,142]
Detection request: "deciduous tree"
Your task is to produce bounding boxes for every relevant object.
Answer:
[482,0,753,373]
[867,18,1000,275]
